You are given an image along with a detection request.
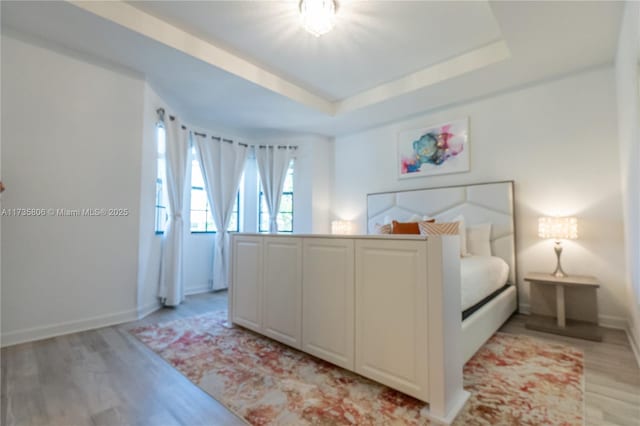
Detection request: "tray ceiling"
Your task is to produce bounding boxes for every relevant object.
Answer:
[0,1,624,137]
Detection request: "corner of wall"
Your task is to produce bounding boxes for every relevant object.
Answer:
[615,0,640,367]
[627,315,640,368]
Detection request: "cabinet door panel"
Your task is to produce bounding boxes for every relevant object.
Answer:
[262,237,302,348]
[231,236,263,333]
[355,240,429,401]
[302,238,354,369]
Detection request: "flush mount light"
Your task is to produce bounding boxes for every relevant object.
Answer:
[299,0,336,37]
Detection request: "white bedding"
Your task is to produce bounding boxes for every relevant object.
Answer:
[461,256,509,311]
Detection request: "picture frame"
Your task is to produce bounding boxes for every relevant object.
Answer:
[397,117,470,179]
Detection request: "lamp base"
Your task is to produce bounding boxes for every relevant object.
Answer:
[551,241,568,278]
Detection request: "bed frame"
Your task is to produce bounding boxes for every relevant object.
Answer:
[229,181,516,424]
[367,180,518,362]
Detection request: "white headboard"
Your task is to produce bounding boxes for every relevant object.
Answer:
[367,181,516,284]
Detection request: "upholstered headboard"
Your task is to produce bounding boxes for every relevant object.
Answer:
[367,181,516,284]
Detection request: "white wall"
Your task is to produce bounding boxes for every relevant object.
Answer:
[333,68,627,327]
[1,34,145,345]
[615,0,640,356]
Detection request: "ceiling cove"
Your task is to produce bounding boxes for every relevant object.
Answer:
[69,0,511,117]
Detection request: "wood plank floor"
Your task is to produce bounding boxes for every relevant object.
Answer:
[2,291,639,426]
[1,292,245,426]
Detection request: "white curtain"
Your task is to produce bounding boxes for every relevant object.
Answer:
[158,118,191,306]
[255,146,294,233]
[195,136,248,290]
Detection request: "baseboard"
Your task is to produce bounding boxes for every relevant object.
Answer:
[598,314,628,330]
[137,299,162,319]
[519,303,530,315]
[1,307,139,348]
[185,286,213,296]
[518,304,627,330]
[625,320,640,368]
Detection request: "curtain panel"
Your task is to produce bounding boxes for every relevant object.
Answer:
[255,146,294,233]
[194,135,248,290]
[158,118,191,306]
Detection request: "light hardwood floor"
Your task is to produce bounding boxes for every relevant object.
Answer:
[1,292,245,426]
[2,292,639,426]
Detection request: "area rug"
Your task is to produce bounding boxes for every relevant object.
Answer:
[130,312,584,425]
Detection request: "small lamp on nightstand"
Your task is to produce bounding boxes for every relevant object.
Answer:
[538,216,578,278]
[331,220,353,235]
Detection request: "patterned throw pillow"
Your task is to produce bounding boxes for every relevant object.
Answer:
[374,223,392,234]
[418,221,459,235]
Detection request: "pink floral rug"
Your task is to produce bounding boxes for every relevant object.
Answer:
[130,312,584,425]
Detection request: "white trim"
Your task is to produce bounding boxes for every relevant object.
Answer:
[598,314,628,330]
[137,300,162,320]
[185,286,213,296]
[337,41,511,114]
[0,307,139,348]
[626,320,640,368]
[519,304,628,330]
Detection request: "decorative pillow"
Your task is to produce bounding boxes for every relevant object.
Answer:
[418,221,459,235]
[466,223,492,256]
[391,220,420,234]
[408,214,422,223]
[374,223,392,235]
[408,214,436,223]
[452,214,469,256]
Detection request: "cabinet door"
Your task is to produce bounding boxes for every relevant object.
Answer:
[302,238,355,370]
[231,235,263,333]
[262,237,302,349]
[355,239,429,401]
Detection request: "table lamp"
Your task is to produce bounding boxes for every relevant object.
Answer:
[331,220,353,235]
[538,216,578,278]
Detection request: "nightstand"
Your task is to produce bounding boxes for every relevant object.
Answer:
[524,272,602,341]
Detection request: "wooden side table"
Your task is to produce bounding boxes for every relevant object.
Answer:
[524,272,602,341]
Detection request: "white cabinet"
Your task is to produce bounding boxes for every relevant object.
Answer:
[231,234,467,423]
[231,235,263,333]
[231,235,302,348]
[354,239,429,401]
[262,237,302,349]
[302,238,354,370]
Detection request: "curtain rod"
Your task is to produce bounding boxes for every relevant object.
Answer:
[156,107,298,150]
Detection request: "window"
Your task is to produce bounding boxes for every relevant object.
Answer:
[190,148,242,233]
[155,124,168,234]
[259,161,294,233]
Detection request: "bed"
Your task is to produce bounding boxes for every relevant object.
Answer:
[230,180,517,424]
[367,180,518,363]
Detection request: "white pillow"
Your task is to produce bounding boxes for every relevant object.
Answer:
[408,214,422,223]
[452,214,469,256]
[466,223,492,256]
[407,214,435,223]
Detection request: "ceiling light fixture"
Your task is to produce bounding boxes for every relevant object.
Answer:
[299,0,336,37]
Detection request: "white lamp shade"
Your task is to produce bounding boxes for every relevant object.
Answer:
[331,220,353,235]
[538,216,578,240]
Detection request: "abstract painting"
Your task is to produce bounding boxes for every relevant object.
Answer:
[398,118,469,179]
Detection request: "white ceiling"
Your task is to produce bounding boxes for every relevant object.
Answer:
[0,1,624,138]
[129,0,503,101]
